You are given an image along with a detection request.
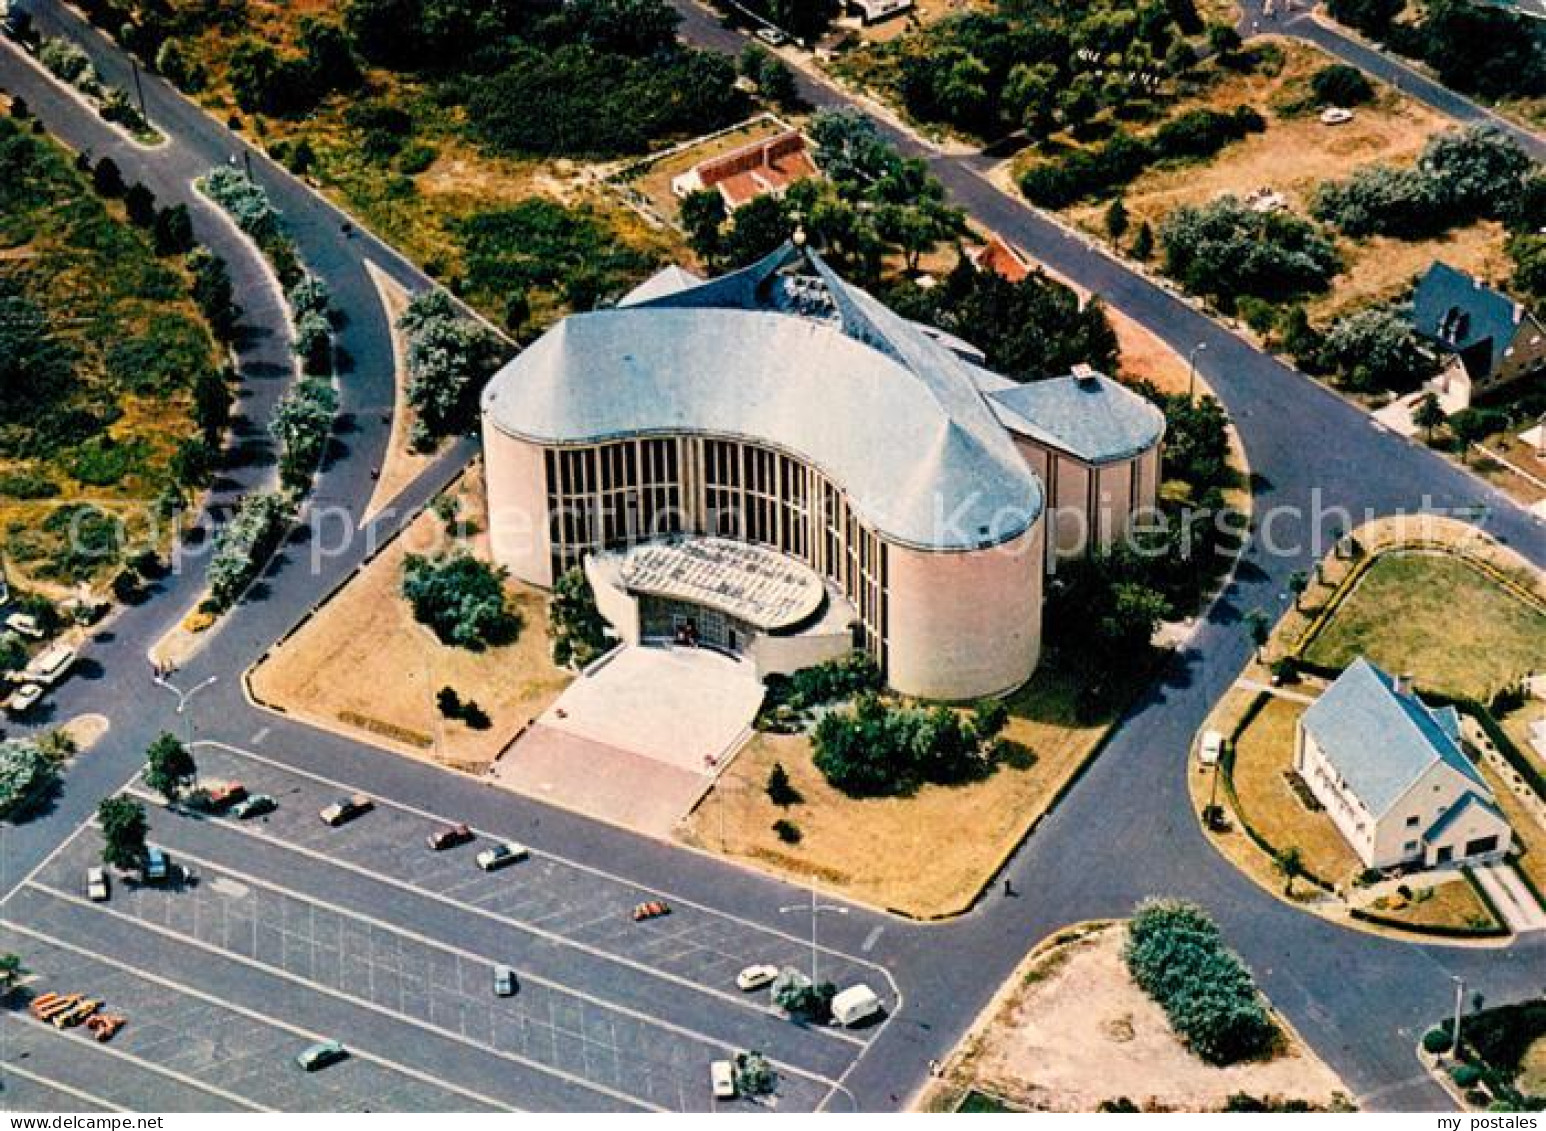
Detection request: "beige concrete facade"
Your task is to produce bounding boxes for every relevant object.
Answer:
[1011,438,1160,570]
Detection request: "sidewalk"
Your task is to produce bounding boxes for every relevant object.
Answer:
[1471,861,1546,932]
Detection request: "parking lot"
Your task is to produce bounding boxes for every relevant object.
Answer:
[1,742,895,1112]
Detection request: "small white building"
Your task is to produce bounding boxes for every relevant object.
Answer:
[1295,658,1512,872]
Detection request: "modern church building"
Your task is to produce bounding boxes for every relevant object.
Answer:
[480,242,1164,700]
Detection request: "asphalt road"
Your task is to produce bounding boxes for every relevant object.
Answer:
[2,0,1546,1114]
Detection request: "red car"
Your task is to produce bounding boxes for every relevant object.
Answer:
[426,822,473,851]
[632,900,671,922]
[206,782,248,810]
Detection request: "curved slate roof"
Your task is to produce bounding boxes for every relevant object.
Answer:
[482,244,1044,551]
[1301,658,1492,818]
[986,371,1166,465]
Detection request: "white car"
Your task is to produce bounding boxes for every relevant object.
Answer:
[754,26,786,46]
[86,867,109,902]
[1320,107,1354,125]
[6,682,43,715]
[736,963,779,992]
[476,841,529,871]
[5,612,41,639]
[710,1059,736,1100]
[1197,729,1225,767]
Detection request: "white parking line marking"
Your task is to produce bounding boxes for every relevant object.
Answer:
[0,1056,131,1113]
[251,727,271,745]
[196,739,898,996]
[0,819,94,912]
[1,918,515,1113]
[2,1013,272,1112]
[860,926,883,953]
[27,881,661,1113]
[130,780,867,1051]
[142,842,847,1094]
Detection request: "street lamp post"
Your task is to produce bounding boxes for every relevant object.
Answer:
[780,878,847,987]
[1187,342,1208,403]
[153,673,218,749]
[1451,975,1465,1059]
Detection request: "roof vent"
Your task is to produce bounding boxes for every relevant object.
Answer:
[1072,363,1100,385]
[1393,673,1414,698]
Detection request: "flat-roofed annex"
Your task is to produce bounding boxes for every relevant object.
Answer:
[614,536,827,631]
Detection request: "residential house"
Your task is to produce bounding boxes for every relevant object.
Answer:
[670,129,819,211]
[1411,261,1546,411]
[1295,657,1512,871]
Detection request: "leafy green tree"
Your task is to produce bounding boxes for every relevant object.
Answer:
[401,553,521,650]
[153,204,195,256]
[398,290,507,444]
[1003,62,1059,136]
[734,1050,777,1096]
[0,952,26,992]
[0,631,27,674]
[1310,64,1374,107]
[1245,608,1271,661]
[1287,570,1309,612]
[271,379,337,489]
[1105,198,1130,242]
[98,796,149,870]
[1322,307,1429,393]
[1130,219,1154,260]
[124,182,157,228]
[92,156,124,197]
[1159,197,1339,307]
[0,739,58,819]
[680,188,728,266]
[1412,392,1446,443]
[1448,407,1507,463]
[206,492,293,611]
[549,566,610,668]
[187,247,240,341]
[144,732,196,802]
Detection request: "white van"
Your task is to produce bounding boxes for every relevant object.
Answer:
[25,643,75,687]
[830,984,882,1027]
[709,1059,736,1100]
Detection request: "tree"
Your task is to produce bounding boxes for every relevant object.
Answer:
[1447,407,1507,463]
[549,566,610,668]
[188,247,240,341]
[92,156,125,197]
[1244,608,1271,661]
[1310,63,1374,107]
[1159,197,1338,307]
[271,379,337,488]
[153,204,195,256]
[144,732,196,802]
[398,290,507,443]
[98,796,149,870]
[766,762,801,807]
[124,182,157,227]
[1105,198,1130,242]
[733,1049,777,1096]
[1004,62,1059,137]
[1130,220,1154,260]
[1412,391,1446,443]
[0,631,27,674]
[680,188,728,266]
[502,290,530,340]
[1206,23,1241,57]
[973,697,1010,743]
[401,553,521,649]
[1274,845,1305,895]
[0,952,26,993]
[206,491,293,611]
[0,739,58,819]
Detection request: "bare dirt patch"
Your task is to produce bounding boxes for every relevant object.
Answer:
[248,463,571,772]
[925,923,1349,1112]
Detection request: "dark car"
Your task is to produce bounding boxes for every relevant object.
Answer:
[296,1039,346,1072]
[427,822,473,851]
[319,794,373,827]
[206,782,248,810]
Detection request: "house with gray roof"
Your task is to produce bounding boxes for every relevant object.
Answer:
[1295,658,1512,872]
[1412,261,1545,410]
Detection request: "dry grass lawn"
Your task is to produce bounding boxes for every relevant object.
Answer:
[1521,1036,1546,1098]
[1304,552,1546,700]
[1477,757,1546,902]
[1365,876,1498,931]
[249,465,572,771]
[1054,38,1507,323]
[1229,697,1363,888]
[925,924,1349,1113]
[680,664,1117,917]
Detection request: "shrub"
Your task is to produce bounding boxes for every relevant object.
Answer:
[766,762,802,807]
[397,289,507,442]
[549,566,610,668]
[1310,63,1373,107]
[401,552,520,650]
[1452,1064,1483,1088]
[270,378,337,488]
[292,310,333,375]
[813,694,995,797]
[288,275,333,320]
[1159,197,1339,307]
[436,686,462,717]
[206,491,293,611]
[1321,306,1431,392]
[772,818,802,844]
[0,739,57,818]
[1422,1027,1453,1054]
[1124,899,1277,1065]
[461,700,491,730]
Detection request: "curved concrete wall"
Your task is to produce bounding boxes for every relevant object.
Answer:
[483,424,552,588]
[884,519,1044,700]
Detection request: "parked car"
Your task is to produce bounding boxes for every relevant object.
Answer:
[24,643,75,686]
[142,847,169,884]
[295,1039,347,1072]
[710,1059,736,1100]
[86,867,109,902]
[475,842,528,871]
[736,964,779,992]
[5,612,42,639]
[206,782,247,810]
[319,794,373,827]
[6,683,43,716]
[1197,730,1225,767]
[754,26,786,46]
[427,822,473,851]
[632,900,670,922]
[493,965,518,997]
[230,794,277,820]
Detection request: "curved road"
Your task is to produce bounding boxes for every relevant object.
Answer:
[3,0,1545,1113]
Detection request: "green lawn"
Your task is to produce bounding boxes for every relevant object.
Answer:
[1305,552,1546,699]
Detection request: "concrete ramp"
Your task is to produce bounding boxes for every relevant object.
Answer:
[1472,862,1546,933]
